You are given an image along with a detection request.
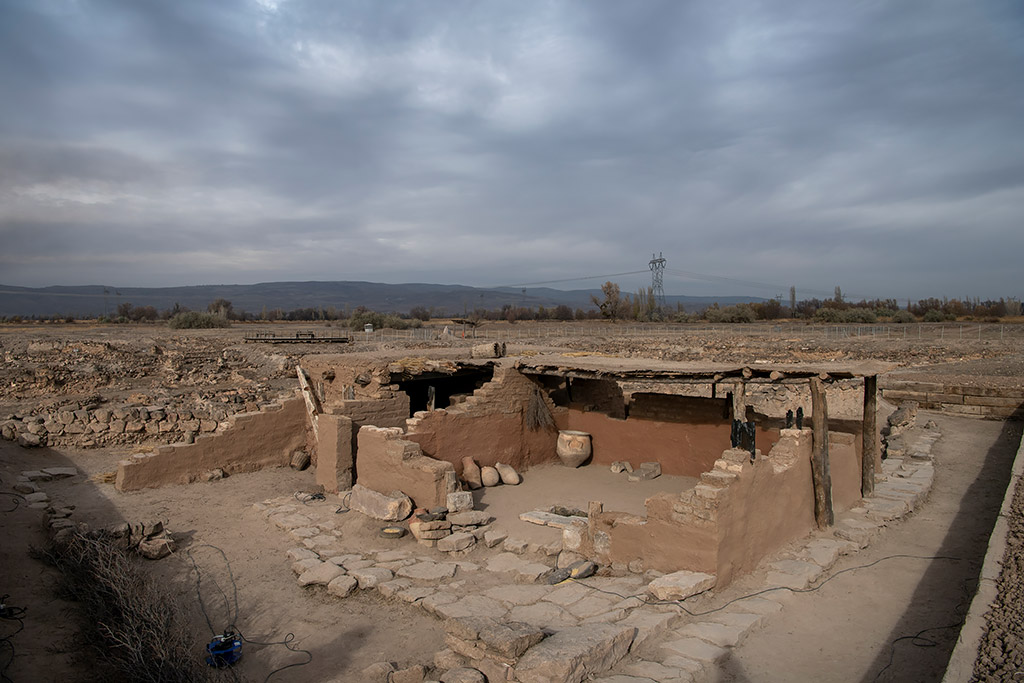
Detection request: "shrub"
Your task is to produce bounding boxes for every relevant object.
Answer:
[35,531,216,683]
[892,310,916,324]
[704,304,756,323]
[349,311,424,330]
[814,307,878,323]
[167,312,231,329]
[922,309,946,323]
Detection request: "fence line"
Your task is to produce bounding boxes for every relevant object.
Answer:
[351,322,1023,344]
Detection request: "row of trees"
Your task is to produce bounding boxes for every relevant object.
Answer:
[3,287,1021,327]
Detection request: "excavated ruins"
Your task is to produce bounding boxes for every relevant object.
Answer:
[2,323,1023,682]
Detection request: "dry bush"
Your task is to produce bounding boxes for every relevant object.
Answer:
[525,388,554,431]
[35,530,221,683]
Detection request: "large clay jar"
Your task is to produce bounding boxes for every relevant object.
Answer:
[556,430,592,468]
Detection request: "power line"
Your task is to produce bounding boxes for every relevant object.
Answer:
[665,269,846,299]
[499,270,649,288]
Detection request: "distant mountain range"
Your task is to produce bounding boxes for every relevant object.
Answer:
[0,281,766,318]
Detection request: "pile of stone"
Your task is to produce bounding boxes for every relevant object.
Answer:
[17,466,176,559]
[611,460,662,481]
[409,494,494,554]
[882,400,918,458]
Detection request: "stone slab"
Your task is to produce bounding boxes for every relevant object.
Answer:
[516,624,636,683]
[646,570,716,601]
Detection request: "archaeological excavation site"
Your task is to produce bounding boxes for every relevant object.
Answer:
[2,323,1023,682]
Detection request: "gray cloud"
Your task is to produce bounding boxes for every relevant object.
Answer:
[0,0,1021,299]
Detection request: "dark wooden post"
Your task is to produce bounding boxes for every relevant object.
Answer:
[810,377,834,528]
[861,375,877,496]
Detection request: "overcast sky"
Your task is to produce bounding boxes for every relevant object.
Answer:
[1,0,1021,300]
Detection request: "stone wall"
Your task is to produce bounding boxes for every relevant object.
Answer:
[115,394,310,491]
[881,380,1024,420]
[619,378,866,420]
[0,392,281,449]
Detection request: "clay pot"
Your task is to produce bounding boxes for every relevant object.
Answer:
[481,466,501,487]
[495,462,521,485]
[556,430,592,468]
[461,457,482,490]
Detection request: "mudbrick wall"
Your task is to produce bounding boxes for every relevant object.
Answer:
[572,428,860,586]
[881,380,1024,420]
[115,394,310,491]
[404,367,560,476]
[355,426,458,509]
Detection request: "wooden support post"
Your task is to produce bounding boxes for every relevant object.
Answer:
[731,382,746,422]
[810,377,834,528]
[862,375,878,497]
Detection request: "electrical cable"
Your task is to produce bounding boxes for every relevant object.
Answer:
[184,544,313,682]
[234,628,313,683]
[871,575,976,682]
[336,490,352,514]
[0,595,26,683]
[570,554,963,618]
[184,545,239,637]
[499,270,650,288]
[0,493,25,514]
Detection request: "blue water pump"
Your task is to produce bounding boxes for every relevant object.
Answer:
[206,631,242,668]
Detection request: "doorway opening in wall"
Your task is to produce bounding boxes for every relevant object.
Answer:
[394,365,495,415]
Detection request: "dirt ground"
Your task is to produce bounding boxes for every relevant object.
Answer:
[476,463,697,546]
[0,442,445,682]
[2,321,1023,682]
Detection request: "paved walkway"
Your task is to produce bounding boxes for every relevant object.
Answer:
[253,422,942,682]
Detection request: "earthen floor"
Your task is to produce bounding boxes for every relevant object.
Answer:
[474,462,698,545]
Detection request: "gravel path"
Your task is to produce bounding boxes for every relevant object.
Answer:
[972,457,1024,681]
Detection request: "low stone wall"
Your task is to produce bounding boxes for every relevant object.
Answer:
[1,393,282,449]
[881,380,1024,420]
[115,394,309,491]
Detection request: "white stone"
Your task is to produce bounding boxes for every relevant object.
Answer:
[297,562,344,586]
[397,561,458,581]
[349,567,394,589]
[646,570,716,601]
[326,575,358,598]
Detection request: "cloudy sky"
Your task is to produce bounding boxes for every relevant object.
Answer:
[1,0,1022,300]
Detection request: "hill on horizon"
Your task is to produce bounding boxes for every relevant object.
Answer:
[0,281,767,318]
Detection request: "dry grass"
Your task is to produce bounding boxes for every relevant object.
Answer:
[525,388,555,431]
[35,530,222,683]
[89,471,117,484]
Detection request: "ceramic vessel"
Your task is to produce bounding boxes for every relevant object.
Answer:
[556,430,592,468]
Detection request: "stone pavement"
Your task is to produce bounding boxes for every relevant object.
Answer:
[254,424,939,682]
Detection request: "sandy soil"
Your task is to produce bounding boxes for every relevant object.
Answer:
[717,414,1023,683]
[0,442,445,682]
[473,462,697,546]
